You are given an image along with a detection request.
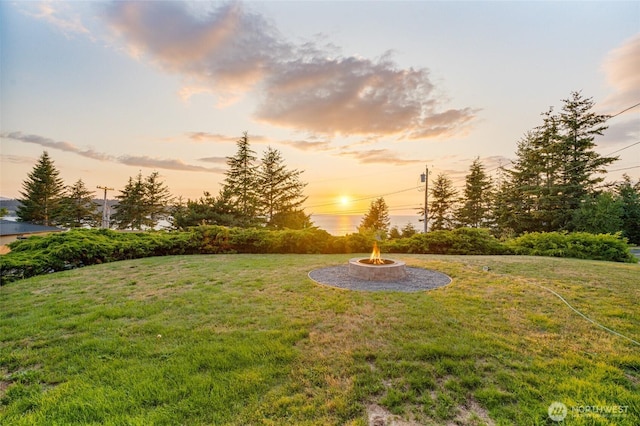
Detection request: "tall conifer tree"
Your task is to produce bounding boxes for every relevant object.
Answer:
[222,132,260,226]
[257,146,308,225]
[58,179,100,228]
[456,158,493,228]
[17,151,65,226]
[429,173,458,230]
[359,197,391,236]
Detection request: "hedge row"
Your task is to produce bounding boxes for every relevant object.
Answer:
[506,231,637,263]
[1,227,635,284]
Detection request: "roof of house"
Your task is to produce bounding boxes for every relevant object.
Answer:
[0,219,66,236]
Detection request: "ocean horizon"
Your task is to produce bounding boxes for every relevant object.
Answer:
[311,214,423,236]
[1,213,424,236]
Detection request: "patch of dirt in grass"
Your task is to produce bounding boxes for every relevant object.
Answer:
[0,245,10,255]
[0,379,10,399]
[451,399,495,426]
[367,404,422,426]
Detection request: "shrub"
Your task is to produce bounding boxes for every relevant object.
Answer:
[1,227,635,285]
[507,232,636,263]
[384,228,509,255]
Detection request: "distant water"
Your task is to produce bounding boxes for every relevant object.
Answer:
[311,214,423,236]
[2,214,423,236]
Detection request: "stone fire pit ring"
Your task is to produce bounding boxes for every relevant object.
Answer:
[308,263,452,293]
[348,257,407,281]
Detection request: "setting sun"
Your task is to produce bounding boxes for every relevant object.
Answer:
[339,196,350,206]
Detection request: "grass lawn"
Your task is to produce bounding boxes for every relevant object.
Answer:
[1,254,639,425]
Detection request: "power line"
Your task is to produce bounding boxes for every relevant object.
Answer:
[605,140,640,156]
[305,102,640,213]
[608,102,640,119]
[304,185,418,209]
[607,165,640,173]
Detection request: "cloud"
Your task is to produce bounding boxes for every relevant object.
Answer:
[103,1,477,139]
[2,131,114,161]
[105,1,284,102]
[186,131,268,144]
[24,1,92,38]
[0,154,34,165]
[602,34,640,112]
[340,148,424,165]
[278,139,333,152]
[2,131,223,173]
[118,155,224,173]
[197,156,228,164]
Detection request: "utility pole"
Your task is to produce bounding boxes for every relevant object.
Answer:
[97,185,114,229]
[421,165,429,233]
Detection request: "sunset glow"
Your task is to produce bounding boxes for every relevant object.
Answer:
[1,1,637,216]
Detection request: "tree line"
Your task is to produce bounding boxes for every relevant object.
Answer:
[10,92,640,244]
[351,92,639,244]
[12,132,310,231]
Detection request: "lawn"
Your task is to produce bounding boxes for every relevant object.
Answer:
[1,254,638,425]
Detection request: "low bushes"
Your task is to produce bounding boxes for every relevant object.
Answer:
[507,231,637,263]
[1,227,635,284]
[384,228,509,255]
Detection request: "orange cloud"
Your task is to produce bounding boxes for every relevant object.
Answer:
[2,131,222,173]
[340,148,423,165]
[104,1,477,140]
[602,34,640,111]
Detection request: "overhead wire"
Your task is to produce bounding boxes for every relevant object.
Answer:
[304,102,640,214]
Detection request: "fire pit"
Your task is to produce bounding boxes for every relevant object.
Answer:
[348,242,407,281]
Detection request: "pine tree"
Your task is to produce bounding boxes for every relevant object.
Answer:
[112,172,172,230]
[113,173,147,230]
[617,175,640,245]
[496,92,618,234]
[456,158,493,228]
[222,132,260,226]
[359,197,391,236]
[58,179,100,228]
[17,151,65,226]
[171,190,241,229]
[145,171,172,227]
[429,173,458,230]
[401,222,418,238]
[258,146,308,226]
[557,91,616,230]
[571,192,623,235]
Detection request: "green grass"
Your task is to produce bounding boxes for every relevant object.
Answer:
[1,254,639,425]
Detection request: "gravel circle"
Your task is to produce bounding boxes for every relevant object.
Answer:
[308,264,452,292]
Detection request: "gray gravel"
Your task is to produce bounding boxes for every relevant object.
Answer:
[308,264,452,292]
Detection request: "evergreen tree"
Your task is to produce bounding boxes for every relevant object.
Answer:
[401,222,418,238]
[429,173,458,230]
[557,92,616,230]
[572,192,623,234]
[222,132,260,226]
[617,175,640,244]
[113,173,147,230]
[388,226,402,239]
[17,151,65,226]
[456,158,493,228]
[268,210,313,230]
[145,171,173,227]
[496,92,617,234]
[112,172,172,230]
[359,197,390,236]
[171,191,242,229]
[59,179,100,228]
[258,146,308,226]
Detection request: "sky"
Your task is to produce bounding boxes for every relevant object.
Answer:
[1,0,639,218]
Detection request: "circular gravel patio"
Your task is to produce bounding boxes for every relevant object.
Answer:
[308,264,452,292]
